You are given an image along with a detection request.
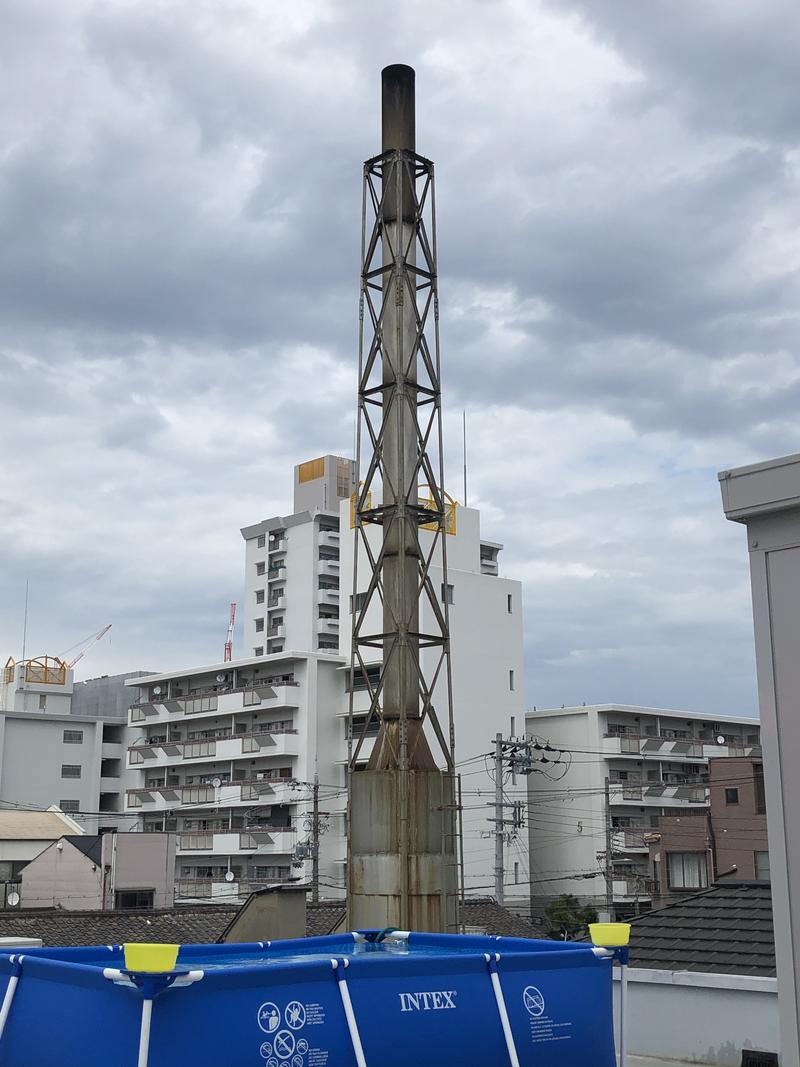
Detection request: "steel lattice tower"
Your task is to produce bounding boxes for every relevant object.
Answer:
[347,65,458,932]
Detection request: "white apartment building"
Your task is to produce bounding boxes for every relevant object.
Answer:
[0,657,145,833]
[240,456,356,657]
[128,454,525,900]
[525,704,762,918]
[124,652,345,902]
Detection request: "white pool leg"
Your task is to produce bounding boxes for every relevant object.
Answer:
[619,962,628,1067]
[332,959,368,1067]
[485,954,521,1067]
[137,998,153,1067]
[0,975,20,1041]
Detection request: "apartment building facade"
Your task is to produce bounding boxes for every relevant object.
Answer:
[648,755,769,904]
[124,652,344,902]
[0,658,145,833]
[240,456,356,658]
[525,704,762,918]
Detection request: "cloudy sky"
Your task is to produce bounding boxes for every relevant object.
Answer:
[2,0,797,718]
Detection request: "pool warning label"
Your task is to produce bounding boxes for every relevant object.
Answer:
[522,985,573,1045]
[257,998,328,1067]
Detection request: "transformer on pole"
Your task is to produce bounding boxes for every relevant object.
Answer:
[347,65,459,932]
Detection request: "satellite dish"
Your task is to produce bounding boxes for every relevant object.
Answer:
[716,735,726,745]
[152,686,162,696]
[7,892,20,908]
[224,871,235,883]
[216,673,227,683]
[212,778,222,789]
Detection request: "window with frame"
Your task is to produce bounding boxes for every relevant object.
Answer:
[59,800,80,813]
[509,669,515,692]
[61,764,82,779]
[256,534,266,549]
[754,763,766,815]
[255,590,265,604]
[754,851,770,881]
[725,787,739,805]
[115,889,155,910]
[38,695,47,710]
[507,594,513,613]
[667,851,707,889]
[63,729,83,745]
[255,618,264,633]
[254,647,264,657]
[256,562,265,576]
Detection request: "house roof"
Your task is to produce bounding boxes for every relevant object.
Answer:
[627,882,775,976]
[63,836,103,866]
[0,810,82,841]
[0,897,544,948]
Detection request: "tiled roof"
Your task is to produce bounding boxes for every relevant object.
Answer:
[0,897,544,948]
[0,810,81,840]
[628,882,775,976]
[0,907,240,947]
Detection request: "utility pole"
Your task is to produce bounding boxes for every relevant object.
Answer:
[604,776,615,922]
[311,774,320,904]
[494,733,504,905]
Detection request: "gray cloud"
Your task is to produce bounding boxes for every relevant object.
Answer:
[1,0,797,721]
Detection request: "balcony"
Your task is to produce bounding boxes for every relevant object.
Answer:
[612,876,655,900]
[612,828,651,853]
[127,728,299,769]
[317,617,339,634]
[319,531,340,549]
[176,829,296,855]
[318,559,339,578]
[318,589,339,607]
[266,625,286,640]
[129,683,299,726]
[603,733,706,761]
[609,782,707,806]
[268,596,286,612]
[268,539,287,554]
[125,777,293,812]
[175,876,293,900]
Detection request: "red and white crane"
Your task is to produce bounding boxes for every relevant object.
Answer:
[224,602,236,662]
[61,624,113,669]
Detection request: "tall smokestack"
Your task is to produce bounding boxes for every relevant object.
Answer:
[348,65,458,932]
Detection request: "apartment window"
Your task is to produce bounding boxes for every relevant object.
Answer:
[63,730,83,745]
[754,851,770,882]
[256,562,265,576]
[509,669,515,692]
[255,618,264,633]
[667,852,707,890]
[61,765,82,779]
[507,594,513,614]
[116,889,154,910]
[754,763,766,815]
[254,647,264,657]
[441,583,454,605]
[350,592,368,614]
[59,800,80,813]
[255,590,265,605]
[513,861,520,884]
[725,787,739,805]
[38,695,47,710]
[256,534,266,549]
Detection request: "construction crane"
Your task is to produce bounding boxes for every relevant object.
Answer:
[224,602,236,662]
[61,625,113,669]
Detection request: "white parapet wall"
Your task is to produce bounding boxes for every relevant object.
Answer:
[613,968,778,1066]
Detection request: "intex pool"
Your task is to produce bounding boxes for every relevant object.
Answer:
[0,930,625,1067]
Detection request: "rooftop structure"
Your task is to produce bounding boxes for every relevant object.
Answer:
[525,704,761,918]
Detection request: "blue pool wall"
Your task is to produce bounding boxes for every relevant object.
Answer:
[0,932,617,1067]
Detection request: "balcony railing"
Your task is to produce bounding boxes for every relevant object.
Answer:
[175,876,293,899]
[128,727,297,765]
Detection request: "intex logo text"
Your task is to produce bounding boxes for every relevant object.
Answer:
[398,991,458,1012]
